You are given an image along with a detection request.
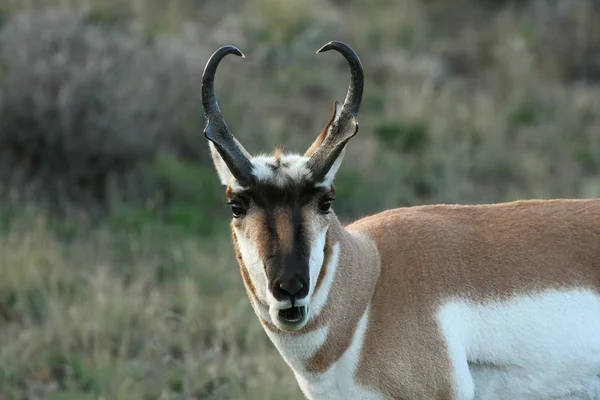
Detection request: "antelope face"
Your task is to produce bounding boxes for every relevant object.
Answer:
[227,154,336,331]
[202,42,362,332]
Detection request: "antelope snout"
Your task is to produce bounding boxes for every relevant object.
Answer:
[272,276,308,303]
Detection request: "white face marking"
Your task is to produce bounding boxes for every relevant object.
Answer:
[264,224,335,332]
[235,225,337,332]
[251,153,313,186]
[306,225,328,298]
[236,226,309,332]
[437,289,600,399]
[233,226,268,303]
[248,150,346,189]
[211,138,345,190]
[307,241,339,319]
[233,151,340,332]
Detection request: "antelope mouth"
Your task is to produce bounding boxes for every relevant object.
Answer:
[277,305,308,327]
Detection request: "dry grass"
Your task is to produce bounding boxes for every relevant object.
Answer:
[0,213,303,399]
[0,0,599,398]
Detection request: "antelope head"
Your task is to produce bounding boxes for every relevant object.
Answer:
[202,41,363,332]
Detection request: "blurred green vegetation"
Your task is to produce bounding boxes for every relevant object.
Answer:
[0,0,599,398]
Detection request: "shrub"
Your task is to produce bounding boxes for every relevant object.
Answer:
[374,119,429,153]
[0,10,212,213]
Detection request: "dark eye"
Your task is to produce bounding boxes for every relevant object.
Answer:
[319,200,332,214]
[230,202,245,217]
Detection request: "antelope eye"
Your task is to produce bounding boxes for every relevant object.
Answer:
[230,202,245,217]
[319,200,332,214]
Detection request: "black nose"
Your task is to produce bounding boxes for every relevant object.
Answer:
[275,278,305,300]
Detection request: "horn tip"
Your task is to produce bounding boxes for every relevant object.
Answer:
[316,42,334,54]
[232,47,245,58]
[221,45,245,58]
[317,40,349,54]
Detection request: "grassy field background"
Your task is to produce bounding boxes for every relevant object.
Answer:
[0,0,599,399]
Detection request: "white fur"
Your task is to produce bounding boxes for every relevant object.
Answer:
[267,324,329,374]
[437,289,600,400]
[234,227,302,329]
[292,306,383,400]
[209,142,248,191]
[265,306,383,400]
[233,227,268,303]
[308,241,339,319]
[251,153,313,186]
[208,142,235,186]
[210,140,345,189]
[247,148,345,188]
[210,145,316,188]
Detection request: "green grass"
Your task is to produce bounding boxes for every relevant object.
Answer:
[0,213,303,399]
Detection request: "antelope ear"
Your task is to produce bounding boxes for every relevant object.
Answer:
[208,136,253,186]
[209,142,235,185]
[320,145,346,187]
[304,101,342,158]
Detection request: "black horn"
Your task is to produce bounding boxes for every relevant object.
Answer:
[202,45,254,187]
[316,41,364,116]
[306,41,364,183]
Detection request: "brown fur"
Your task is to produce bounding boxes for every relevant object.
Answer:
[227,181,327,265]
[304,219,380,372]
[346,199,600,399]
[228,158,600,399]
[304,101,339,158]
[272,147,283,168]
[274,209,294,254]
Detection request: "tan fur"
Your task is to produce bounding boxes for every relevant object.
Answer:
[304,219,380,372]
[227,166,600,399]
[346,199,600,398]
[227,148,600,399]
[256,197,600,396]
[235,206,273,264]
[274,209,293,254]
[272,147,283,168]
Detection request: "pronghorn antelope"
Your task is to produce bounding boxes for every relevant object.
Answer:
[202,41,600,400]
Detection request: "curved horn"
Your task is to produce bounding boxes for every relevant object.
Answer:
[316,41,364,116]
[306,41,364,183]
[202,45,254,187]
